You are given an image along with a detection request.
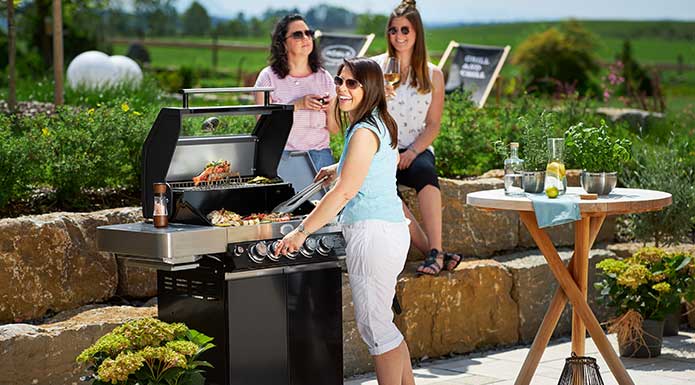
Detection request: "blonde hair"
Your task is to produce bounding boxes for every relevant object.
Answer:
[386,0,432,94]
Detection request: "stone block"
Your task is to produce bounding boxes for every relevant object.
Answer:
[394,259,519,358]
[401,177,519,258]
[498,248,616,343]
[116,259,157,298]
[0,207,142,323]
[0,304,155,385]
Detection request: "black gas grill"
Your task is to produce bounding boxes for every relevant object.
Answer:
[97,87,344,385]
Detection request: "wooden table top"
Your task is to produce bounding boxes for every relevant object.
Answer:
[466,187,672,215]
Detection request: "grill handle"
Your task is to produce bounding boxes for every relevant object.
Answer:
[179,87,274,108]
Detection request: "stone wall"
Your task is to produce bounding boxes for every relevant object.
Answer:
[3,249,618,382]
[0,208,148,324]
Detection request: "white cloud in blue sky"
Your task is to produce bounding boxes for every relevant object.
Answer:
[177,0,695,24]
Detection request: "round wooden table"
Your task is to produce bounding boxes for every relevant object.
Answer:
[466,187,672,385]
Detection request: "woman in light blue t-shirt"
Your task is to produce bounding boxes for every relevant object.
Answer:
[276,57,414,385]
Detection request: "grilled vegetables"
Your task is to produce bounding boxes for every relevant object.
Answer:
[207,209,292,227]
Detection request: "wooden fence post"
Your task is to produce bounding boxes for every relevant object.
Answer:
[53,0,64,105]
[8,0,17,111]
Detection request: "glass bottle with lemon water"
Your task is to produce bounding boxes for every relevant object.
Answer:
[545,138,566,198]
[504,142,525,196]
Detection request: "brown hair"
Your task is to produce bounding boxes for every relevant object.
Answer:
[386,0,431,94]
[334,58,398,149]
[269,14,322,79]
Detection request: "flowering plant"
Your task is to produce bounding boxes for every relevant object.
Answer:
[77,317,214,385]
[595,247,694,321]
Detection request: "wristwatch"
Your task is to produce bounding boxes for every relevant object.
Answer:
[296,223,310,236]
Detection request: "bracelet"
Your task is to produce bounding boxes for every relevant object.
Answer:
[407,144,419,155]
[296,223,310,236]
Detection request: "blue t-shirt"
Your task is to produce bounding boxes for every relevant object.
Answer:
[337,111,406,225]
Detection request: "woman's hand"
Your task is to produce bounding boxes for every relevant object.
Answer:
[384,83,396,100]
[315,164,338,186]
[275,229,306,256]
[296,94,327,111]
[398,148,417,170]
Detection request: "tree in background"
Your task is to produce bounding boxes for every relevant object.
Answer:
[512,20,600,96]
[182,1,210,36]
[620,40,654,97]
[356,13,388,35]
[132,0,178,36]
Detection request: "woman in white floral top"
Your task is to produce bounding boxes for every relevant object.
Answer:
[374,0,463,276]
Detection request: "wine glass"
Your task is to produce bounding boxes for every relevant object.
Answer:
[383,57,400,86]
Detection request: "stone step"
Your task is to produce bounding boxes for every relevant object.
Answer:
[0,304,156,385]
[0,247,622,383]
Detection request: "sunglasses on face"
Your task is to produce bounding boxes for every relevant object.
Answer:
[388,26,410,36]
[334,76,362,90]
[286,29,315,40]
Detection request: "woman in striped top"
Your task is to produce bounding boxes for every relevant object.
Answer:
[254,14,339,171]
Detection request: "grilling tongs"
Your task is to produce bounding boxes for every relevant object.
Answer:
[272,176,329,214]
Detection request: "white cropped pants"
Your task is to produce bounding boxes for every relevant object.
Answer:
[342,219,410,355]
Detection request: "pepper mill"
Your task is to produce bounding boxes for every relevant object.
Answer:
[153,183,169,228]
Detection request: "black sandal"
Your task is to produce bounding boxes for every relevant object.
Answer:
[444,252,464,271]
[416,249,444,276]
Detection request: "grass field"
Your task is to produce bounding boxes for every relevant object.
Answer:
[110,20,695,112]
[113,20,695,72]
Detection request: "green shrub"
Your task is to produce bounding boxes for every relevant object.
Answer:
[512,20,601,96]
[4,104,153,209]
[622,138,695,246]
[0,116,33,206]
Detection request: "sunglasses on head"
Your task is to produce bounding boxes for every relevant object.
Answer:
[286,29,315,40]
[334,76,362,90]
[388,26,410,35]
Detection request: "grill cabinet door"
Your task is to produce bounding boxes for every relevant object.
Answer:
[226,274,289,385]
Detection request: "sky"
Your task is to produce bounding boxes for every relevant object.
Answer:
[176,0,695,24]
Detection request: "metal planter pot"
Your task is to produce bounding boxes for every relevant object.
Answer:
[522,171,545,193]
[580,171,617,195]
[618,319,664,358]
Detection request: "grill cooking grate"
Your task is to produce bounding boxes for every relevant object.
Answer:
[170,176,284,192]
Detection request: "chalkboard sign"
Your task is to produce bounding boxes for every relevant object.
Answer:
[316,31,375,76]
[438,41,510,108]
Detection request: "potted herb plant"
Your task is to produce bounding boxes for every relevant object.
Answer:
[494,112,561,193]
[77,317,214,385]
[594,247,692,357]
[564,121,631,195]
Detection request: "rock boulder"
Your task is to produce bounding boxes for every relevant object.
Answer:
[0,208,141,323]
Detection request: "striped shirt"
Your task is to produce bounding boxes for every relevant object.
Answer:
[254,66,336,151]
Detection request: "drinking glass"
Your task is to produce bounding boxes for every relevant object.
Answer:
[383,57,400,86]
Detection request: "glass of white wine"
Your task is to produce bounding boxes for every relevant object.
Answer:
[383,57,400,86]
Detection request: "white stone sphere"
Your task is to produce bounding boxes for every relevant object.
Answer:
[66,51,115,89]
[108,55,143,85]
[67,51,143,89]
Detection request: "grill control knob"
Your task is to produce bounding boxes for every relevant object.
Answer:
[267,241,281,262]
[249,241,268,263]
[286,250,298,260]
[317,236,335,256]
[300,237,318,257]
[232,245,246,257]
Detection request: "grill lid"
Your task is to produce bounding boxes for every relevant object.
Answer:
[141,87,294,219]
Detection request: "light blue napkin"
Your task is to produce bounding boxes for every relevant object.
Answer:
[527,193,581,229]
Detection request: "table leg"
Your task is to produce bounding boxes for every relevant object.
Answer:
[519,212,634,385]
[514,215,605,385]
[572,216,590,355]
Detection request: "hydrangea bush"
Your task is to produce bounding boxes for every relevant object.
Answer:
[594,247,694,320]
[76,317,214,385]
